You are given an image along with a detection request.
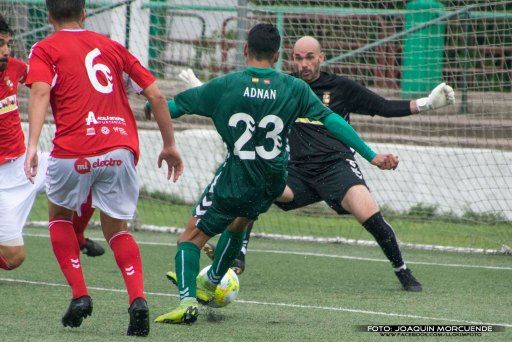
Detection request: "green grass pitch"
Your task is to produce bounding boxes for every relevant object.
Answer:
[1,227,511,341]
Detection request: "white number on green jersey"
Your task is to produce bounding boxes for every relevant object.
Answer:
[85,48,113,94]
[229,113,284,160]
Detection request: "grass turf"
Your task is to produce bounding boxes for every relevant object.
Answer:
[0,227,510,341]
[29,195,512,250]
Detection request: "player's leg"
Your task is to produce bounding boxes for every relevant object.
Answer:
[72,192,104,257]
[232,171,320,275]
[0,154,46,270]
[155,216,211,324]
[340,185,422,291]
[320,159,421,291]
[92,149,148,336]
[0,243,24,270]
[49,201,93,327]
[205,216,249,286]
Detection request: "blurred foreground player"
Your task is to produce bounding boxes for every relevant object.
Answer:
[0,15,102,273]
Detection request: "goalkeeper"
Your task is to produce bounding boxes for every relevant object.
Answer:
[182,36,455,292]
[148,24,399,324]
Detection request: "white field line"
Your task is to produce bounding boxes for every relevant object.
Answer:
[0,277,510,328]
[26,221,511,255]
[23,232,512,271]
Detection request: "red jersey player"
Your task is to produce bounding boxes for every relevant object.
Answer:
[24,1,183,337]
[0,15,102,272]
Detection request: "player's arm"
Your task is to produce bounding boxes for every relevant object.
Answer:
[142,82,183,182]
[121,44,184,181]
[24,81,50,182]
[145,71,217,120]
[341,78,455,116]
[23,45,53,182]
[300,82,398,170]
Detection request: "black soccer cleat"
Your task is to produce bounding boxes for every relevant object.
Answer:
[127,297,150,337]
[62,295,93,328]
[80,238,105,257]
[395,268,422,292]
[231,252,245,275]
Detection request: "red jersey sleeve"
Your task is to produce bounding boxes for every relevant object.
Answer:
[119,44,156,91]
[25,44,56,87]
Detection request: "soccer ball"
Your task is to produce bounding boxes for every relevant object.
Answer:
[198,265,240,308]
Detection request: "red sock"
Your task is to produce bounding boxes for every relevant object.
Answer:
[72,193,94,246]
[49,219,88,298]
[109,231,145,303]
[0,253,12,270]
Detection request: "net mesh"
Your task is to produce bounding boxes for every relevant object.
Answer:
[4,0,511,251]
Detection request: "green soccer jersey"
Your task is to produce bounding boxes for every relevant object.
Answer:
[173,67,333,205]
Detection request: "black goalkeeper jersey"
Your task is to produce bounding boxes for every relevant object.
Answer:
[289,71,411,172]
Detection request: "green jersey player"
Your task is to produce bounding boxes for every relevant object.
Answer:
[152,24,399,324]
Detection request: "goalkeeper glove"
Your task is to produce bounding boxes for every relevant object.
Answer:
[178,68,203,89]
[416,82,455,112]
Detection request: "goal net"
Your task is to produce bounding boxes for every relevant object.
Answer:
[5,0,512,253]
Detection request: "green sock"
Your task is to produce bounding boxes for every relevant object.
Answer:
[175,242,200,300]
[207,229,245,285]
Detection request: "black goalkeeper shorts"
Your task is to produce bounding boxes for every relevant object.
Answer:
[275,158,368,215]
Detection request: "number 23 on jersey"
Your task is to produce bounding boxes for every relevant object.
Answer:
[229,113,284,160]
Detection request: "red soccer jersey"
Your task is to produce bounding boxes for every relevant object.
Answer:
[0,57,27,164]
[25,29,155,162]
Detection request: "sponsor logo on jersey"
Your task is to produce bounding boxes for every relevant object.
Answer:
[92,158,123,168]
[0,94,18,116]
[243,87,277,100]
[101,126,110,135]
[263,79,271,85]
[113,127,128,136]
[86,111,126,126]
[295,117,324,126]
[251,77,259,83]
[86,127,96,136]
[74,157,92,174]
[74,157,122,174]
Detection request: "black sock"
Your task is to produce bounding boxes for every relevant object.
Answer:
[362,212,404,269]
[238,221,254,258]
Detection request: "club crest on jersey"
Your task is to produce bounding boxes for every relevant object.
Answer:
[322,91,331,106]
[4,76,13,90]
[74,157,92,174]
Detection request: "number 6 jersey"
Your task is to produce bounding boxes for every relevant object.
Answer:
[25,29,155,162]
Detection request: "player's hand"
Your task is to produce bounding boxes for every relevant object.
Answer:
[178,68,203,89]
[158,145,184,182]
[416,82,455,112]
[24,147,39,184]
[371,153,399,170]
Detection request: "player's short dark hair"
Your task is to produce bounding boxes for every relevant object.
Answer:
[46,0,85,23]
[0,15,14,36]
[247,23,281,61]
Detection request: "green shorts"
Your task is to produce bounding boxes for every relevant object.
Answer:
[192,166,285,237]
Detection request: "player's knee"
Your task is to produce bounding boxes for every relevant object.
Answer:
[1,249,25,270]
